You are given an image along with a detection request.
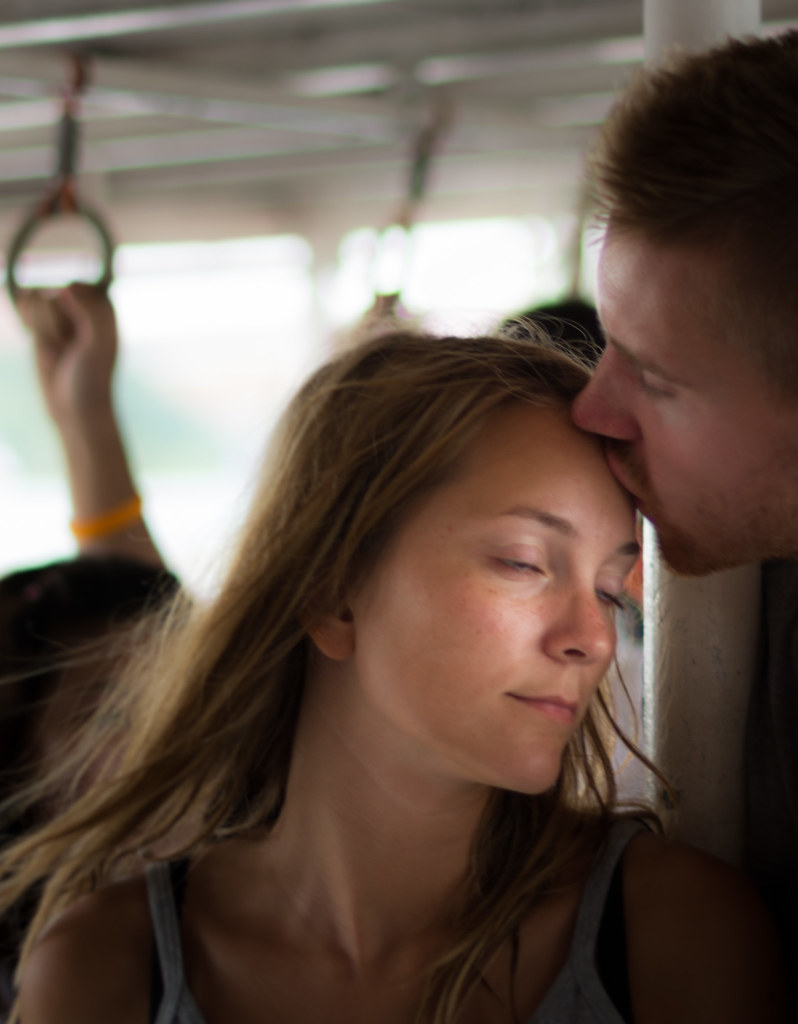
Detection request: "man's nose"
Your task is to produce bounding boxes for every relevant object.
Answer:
[572,356,640,442]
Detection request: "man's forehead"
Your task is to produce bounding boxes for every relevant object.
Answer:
[598,230,727,303]
[596,233,727,367]
[596,242,789,406]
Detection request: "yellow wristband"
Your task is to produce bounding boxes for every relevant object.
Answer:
[70,495,143,541]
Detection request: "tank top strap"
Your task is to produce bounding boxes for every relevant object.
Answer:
[146,861,203,1024]
[528,816,648,1023]
[561,817,647,1016]
[569,817,647,964]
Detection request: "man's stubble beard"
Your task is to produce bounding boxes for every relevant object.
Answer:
[606,440,767,577]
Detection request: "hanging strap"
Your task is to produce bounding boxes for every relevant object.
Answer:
[370,94,452,314]
[5,54,115,306]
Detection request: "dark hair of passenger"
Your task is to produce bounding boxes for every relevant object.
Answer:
[501,298,604,368]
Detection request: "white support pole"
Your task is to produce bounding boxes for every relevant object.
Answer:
[643,0,761,63]
[642,527,761,863]
[641,0,762,867]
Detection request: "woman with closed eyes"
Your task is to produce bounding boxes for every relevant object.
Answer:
[0,328,785,1023]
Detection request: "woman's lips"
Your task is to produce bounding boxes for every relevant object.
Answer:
[508,694,577,724]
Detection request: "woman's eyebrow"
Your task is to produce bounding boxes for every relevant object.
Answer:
[501,506,575,536]
[500,506,641,558]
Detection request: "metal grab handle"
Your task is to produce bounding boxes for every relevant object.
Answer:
[4,53,112,306]
[5,200,115,306]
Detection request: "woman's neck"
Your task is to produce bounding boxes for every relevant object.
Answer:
[256,661,490,968]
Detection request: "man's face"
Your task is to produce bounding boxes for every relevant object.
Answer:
[572,231,798,575]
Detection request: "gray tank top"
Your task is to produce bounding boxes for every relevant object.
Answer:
[147,817,644,1024]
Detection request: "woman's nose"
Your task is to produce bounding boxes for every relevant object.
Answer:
[543,590,615,665]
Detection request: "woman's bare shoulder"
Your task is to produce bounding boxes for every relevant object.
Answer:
[18,874,153,1024]
[622,831,788,1023]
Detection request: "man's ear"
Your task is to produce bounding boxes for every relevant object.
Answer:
[304,607,355,661]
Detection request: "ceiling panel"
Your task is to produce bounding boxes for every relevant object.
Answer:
[0,0,795,248]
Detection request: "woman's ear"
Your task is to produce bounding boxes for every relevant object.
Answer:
[304,607,355,661]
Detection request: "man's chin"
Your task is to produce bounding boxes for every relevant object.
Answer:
[652,522,747,577]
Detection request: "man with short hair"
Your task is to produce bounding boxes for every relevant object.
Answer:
[571,28,798,984]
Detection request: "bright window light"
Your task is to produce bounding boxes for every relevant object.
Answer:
[322,214,577,333]
[0,215,594,597]
[0,234,319,597]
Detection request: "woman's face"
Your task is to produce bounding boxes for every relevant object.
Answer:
[318,402,639,797]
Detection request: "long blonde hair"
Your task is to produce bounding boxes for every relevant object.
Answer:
[1,327,658,1022]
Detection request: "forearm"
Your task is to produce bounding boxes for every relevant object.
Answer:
[55,403,165,567]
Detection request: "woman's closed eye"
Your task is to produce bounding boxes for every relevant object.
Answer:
[498,558,545,575]
[596,588,625,611]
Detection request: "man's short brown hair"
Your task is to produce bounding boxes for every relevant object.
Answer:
[590,31,798,392]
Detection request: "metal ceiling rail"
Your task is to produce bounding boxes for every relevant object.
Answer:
[0,42,629,140]
[0,52,403,140]
[0,112,599,187]
[0,0,397,50]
